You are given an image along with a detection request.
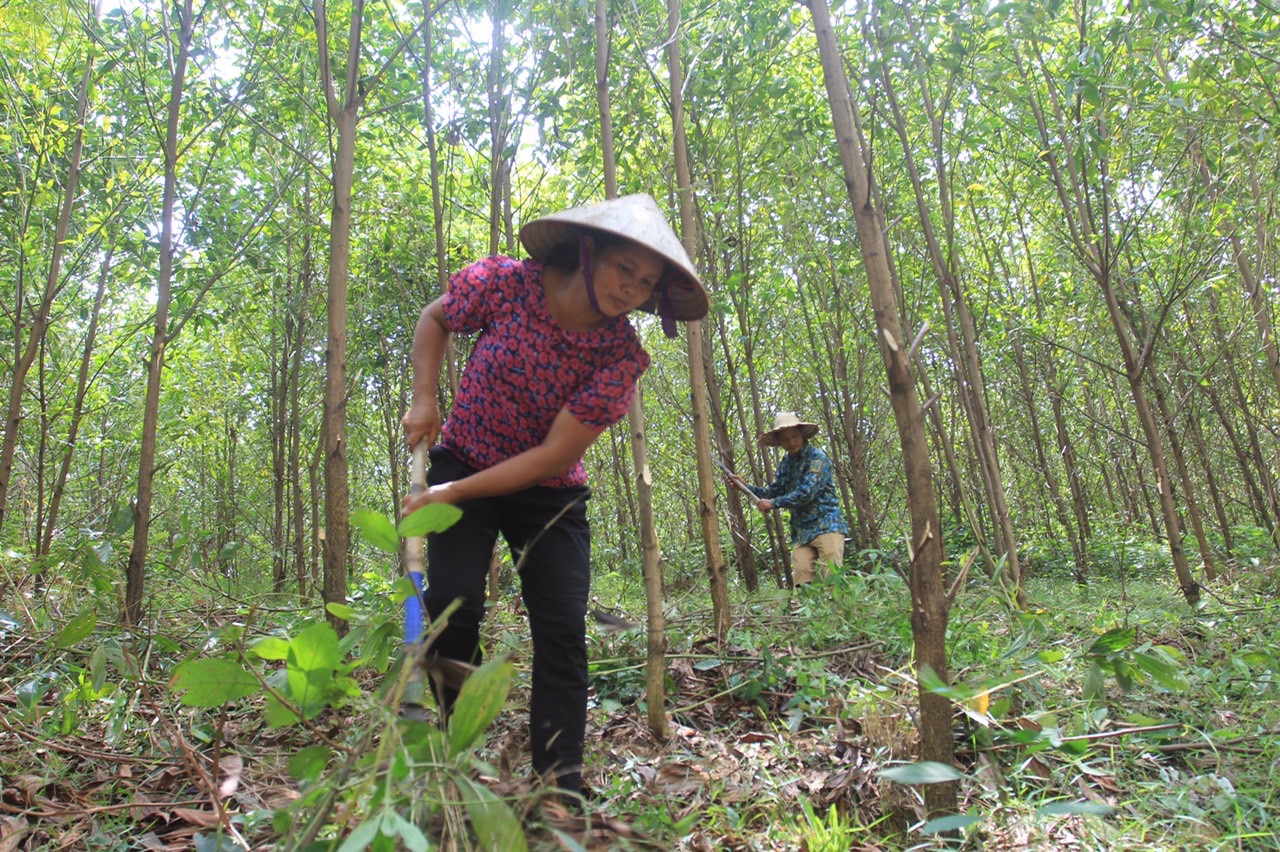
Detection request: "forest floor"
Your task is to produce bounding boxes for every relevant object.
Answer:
[1,559,1278,850]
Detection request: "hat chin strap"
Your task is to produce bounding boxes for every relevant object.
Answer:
[659,288,677,338]
[578,234,603,316]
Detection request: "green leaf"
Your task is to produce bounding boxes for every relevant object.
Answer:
[879,761,966,784]
[352,510,401,554]
[1039,801,1118,817]
[1083,661,1106,701]
[398,504,463,539]
[264,693,302,728]
[194,832,245,852]
[54,610,97,649]
[251,637,291,661]
[381,811,430,851]
[290,622,342,675]
[287,745,332,782]
[456,777,527,851]
[171,658,260,707]
[1132,651,1189,691]
[920,813,982,834]
[338,816,383,851]
[89,645,107,693]
[110,505,134,534]
[1082,80,1101,108]
[391,575,418,606]
[327,603,357,622]
[1114,659,1136,692]
[917,665,957,697]
[1087,627,1134,656]
[449,658,515,757]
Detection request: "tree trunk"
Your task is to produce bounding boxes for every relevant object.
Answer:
[1017,38,1199,605]
[1150,364,1216,581]
[704,320,758,590]
[124,0,194,626]
[808,0,956,816]
[594,0,666,739]
[418,1,457,398]
[0,37,96,533]
[877,48,1023,606]
[289,182,314,597]
[486,0,508,256]
[39,243,112,560]
[1010,332,1084,581]
[1173,347,1233,557]
[315,0,366,631]
[667,0,727,641]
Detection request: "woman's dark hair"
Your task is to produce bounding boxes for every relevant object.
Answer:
[541,229,675,297]
[541,228,628,270]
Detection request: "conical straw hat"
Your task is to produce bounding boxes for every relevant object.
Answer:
[758,412,820,447]
[519,194,708,321]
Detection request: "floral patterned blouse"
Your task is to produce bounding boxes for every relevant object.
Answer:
[439,255,650,489]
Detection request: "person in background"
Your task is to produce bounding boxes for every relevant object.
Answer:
[728,412,848,586]
[400,194,707,801]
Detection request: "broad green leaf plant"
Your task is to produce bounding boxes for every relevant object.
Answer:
[168,503,529,850]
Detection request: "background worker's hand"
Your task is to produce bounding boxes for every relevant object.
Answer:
[402,400,441,450]
[756,498,773,512]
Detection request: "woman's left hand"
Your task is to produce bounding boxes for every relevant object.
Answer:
[401,482,456,516]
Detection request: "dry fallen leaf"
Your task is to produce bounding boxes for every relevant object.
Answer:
[171,808,220,828]
[217,754,244,800]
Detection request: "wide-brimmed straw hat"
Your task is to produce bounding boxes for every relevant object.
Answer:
[758,412,820,447]
[519,193,708,322]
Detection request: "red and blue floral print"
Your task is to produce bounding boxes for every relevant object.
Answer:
[439,255,650,488]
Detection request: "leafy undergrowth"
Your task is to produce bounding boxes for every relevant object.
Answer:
[1,556,1278,851]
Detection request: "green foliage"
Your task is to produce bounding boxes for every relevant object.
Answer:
[793,798,864,851]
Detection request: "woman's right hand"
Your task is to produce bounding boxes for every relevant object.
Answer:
[402,399,442,450]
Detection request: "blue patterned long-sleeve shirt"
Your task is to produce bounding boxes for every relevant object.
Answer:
[748,443,848,546]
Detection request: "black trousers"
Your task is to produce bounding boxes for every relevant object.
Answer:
[423,446,591,793]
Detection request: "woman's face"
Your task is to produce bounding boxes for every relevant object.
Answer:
[587,239,665,318]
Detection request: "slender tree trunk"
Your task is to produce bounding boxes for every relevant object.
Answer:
[704,320,758,590]
[315,0,366,630]
[125,0,194,626]
[666,0,728,640]
[39,243,112,560]
[418,1,457,398]
[809,0,955,816]
[877,46,1023,606]
[270,300,288,591]
[486,0,508,256]
[1150,366,1216,581]
[289,188,313,597]
[594,0,666,739]
[1173,347,1234,556]
[1011,333,1085,581]
[1017,38,1199,605]
[481,0,511,601]
[0,33,96,533]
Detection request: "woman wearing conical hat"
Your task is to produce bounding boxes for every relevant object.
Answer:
[727,412,849,587]
[401,194,707,803]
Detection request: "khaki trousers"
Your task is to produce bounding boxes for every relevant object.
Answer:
[791,532,846,585]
